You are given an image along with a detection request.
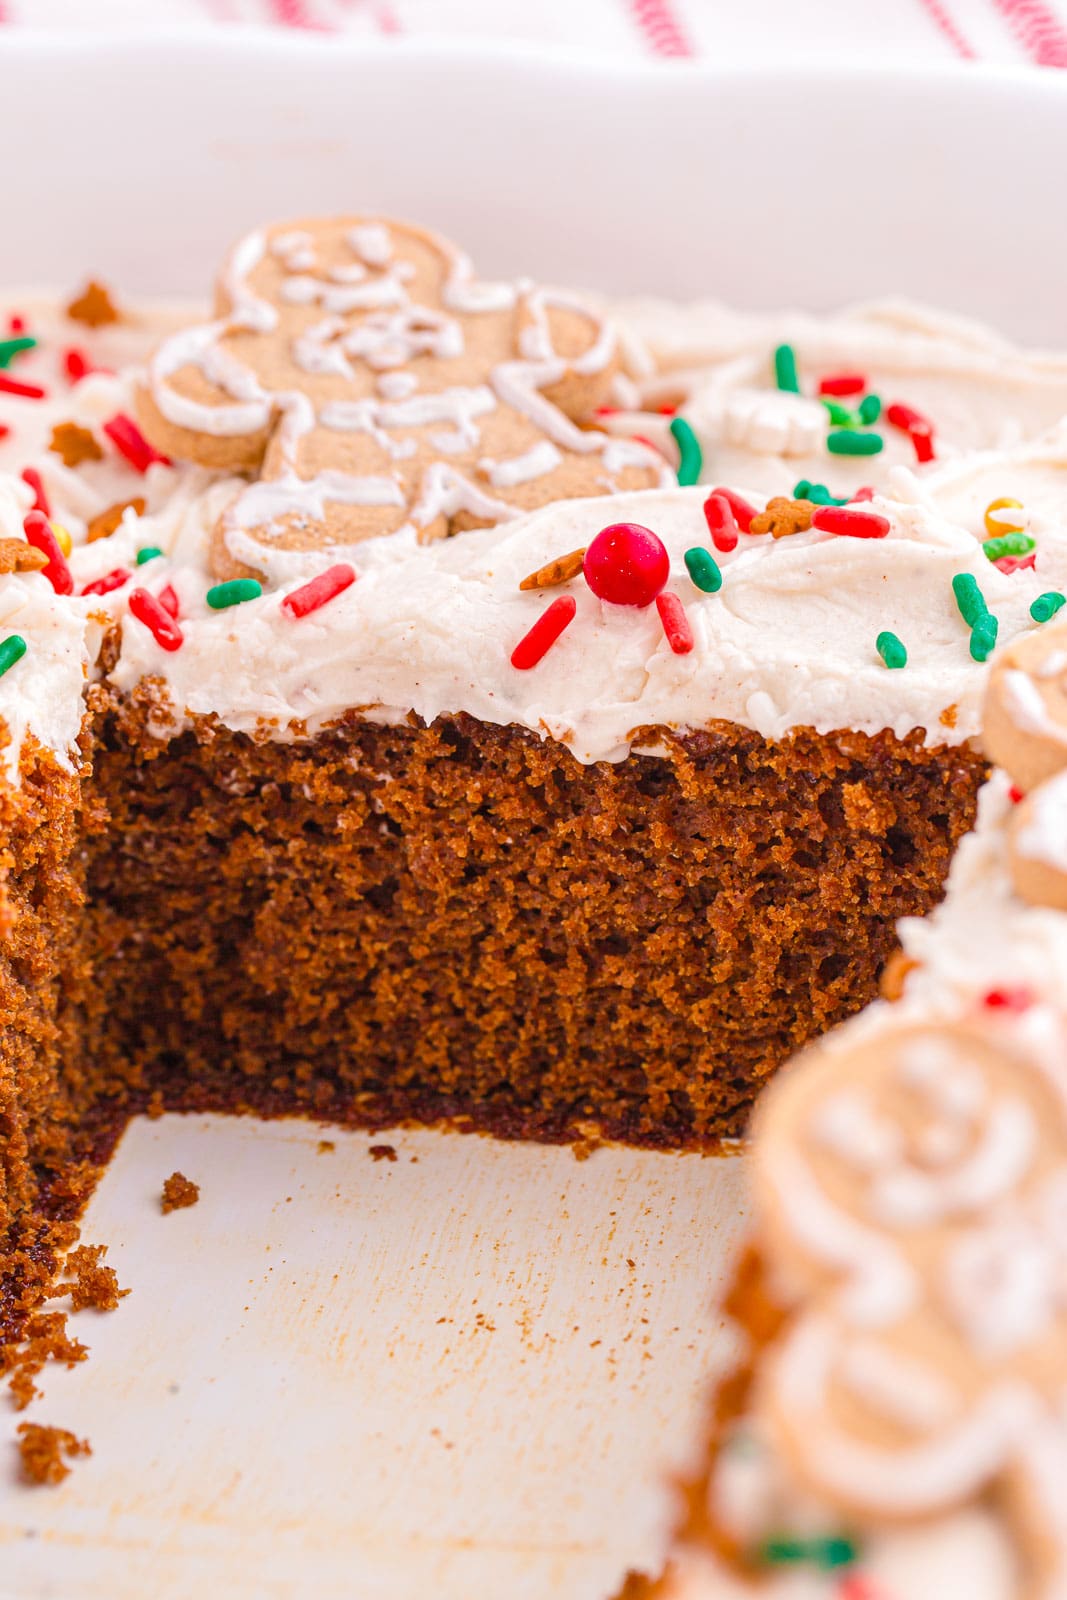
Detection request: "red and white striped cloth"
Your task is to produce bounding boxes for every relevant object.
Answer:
[1,0,1066,68]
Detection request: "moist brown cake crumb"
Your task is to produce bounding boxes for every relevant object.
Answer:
[369,1144,397,1162]
[49,422,103,468]
[316,1140,335,1154]
[52,1246,129,1313]
[161,1172,200,1213]
[3,1311,88,1410]
[16,1422,91,1485]
[66,280,120,327]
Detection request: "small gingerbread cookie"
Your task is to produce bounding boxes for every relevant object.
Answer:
[983,621,1067,793]
[1007,769,1067,913]
[137,217,668,579]
[749,1018,1067,1600]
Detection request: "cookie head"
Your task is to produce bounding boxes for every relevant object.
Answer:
[1007,770,1067,913]
[136,217,668,579]
[983,621,1067,793]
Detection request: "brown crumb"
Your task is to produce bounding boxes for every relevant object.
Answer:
[161,1172,200,1214]
[16,1422,91,1486]
[369,1144,397,1162]
[66,280,120,327]
[0,538,47,575]
[51,1245,129,1312]
[748,496,815,538]
[940,702,959,729]
[49,421,103,469]
[519,546,587,591]
[87,497,145,543]
[316,1140,335,1154]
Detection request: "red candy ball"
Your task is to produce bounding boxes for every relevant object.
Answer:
[583,522,670,608]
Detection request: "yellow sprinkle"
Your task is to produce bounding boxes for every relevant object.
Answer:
[50,521,72,558]
[983,497,1025,537]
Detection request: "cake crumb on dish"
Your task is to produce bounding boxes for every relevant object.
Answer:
[16,1422,91,1486]
[161,1172,200,1213]
[369,1144,397,1163]
[50,1246,129,1313]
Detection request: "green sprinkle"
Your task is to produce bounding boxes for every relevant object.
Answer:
[684,546,722,593]
[982,531,1036,561]
[207,578,263,610]
[876,630,907,669]
[815,1536,858,1571]
[774,343,800,393]
[827,429,884,457]
[758,1537,808,1567]
[821,398,854,427]
[952,572,988,627]
[669,416,703,487]
[858,393,882,425]
[792,479,812,500]
[135,546,164,566]
[0,336,36,368]
[970,613,999,662]
[0,634,27,679]
[1031,591,1066,623]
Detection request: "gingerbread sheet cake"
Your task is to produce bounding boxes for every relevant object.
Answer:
[2,219,1067,1557]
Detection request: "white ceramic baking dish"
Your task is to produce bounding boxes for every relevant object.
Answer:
[0,33,1065,1600]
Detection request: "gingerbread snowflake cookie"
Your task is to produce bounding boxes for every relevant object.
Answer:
[137,217,668,579]
[749,1018,1067,1600]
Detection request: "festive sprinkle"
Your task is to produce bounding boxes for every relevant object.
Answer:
[64,347,96,383]
[703,493,739,552]
[8,314,25,334]
[773,343,799,393]
[983,531,1035,562]
[793,480,847,507]
[207,578,262,610]
[757,1535,857,1570]
[996,551,1036,576]
[128,587,183,652]
[67,281,120,327]
[281,563,357,619]
[821,398,854,427]
[909,426,935,464]
[51,522,72,558]
[583,523,669,607]
[983,985,1033,1011]
[519,547,587,592]
[669,417,703,486]
[759,1537,806,1566]
[49,421,103,468]
[656,591,694,654]
[851,486,875,502]
[827,429,883,457]
[1031,591,1066,623]
[1009,785,1025,804]
[158,583,180,619]
[81,568,132,598]
[103,413,169,473]
[811,506,890,539]
[0,373,45,400]
[23,512,73,595]
[951,572,988,628]
[876,630,907,668]
[818,373,866,397]
[0,426,9,443]
[709,486,756,534]
[858,393,882,425]
[684,547,721,592]
[0,634,27,679]
[88,497,145,543]
[135,546,163,566]
[970,613,998,661]
[21,467,50,517]
[750,497,814,538]
[511,594,576,670]
[886,401,936,463]
[0,336,35,368]
[983,496,1025,536]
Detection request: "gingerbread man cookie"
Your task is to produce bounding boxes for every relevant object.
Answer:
[983,621,1067,794]
[1007,772,1067,914]
[749,1019,1067,1600]
[137,218,669,580]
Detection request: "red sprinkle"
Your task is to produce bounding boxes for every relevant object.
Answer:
[982,986,1033,1012]
[850,486,875,503]
[81,567,132,598]
[703,492,739,552]
[23,511,73,595]
[709,485,755,534]
[103,413,170,473]
[281,563,357,619]
[511,594,576,670]
[64,347,97,383]
[594,405,619,418]
[8,314,25,334]
[0,373,45,400]
[995,551,1036,576]
[655,591,694,655]
[909,425,935,465]
[886,402,937,464]
[128,587,183,652]
[657,402,679,416]
[632,433,666,459]
[0,425,9,443]
[817,372,866,397]
[21,467,50,517]
[811,506,891,539]
[158,583,180,619]
[1008,784,1025,804]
